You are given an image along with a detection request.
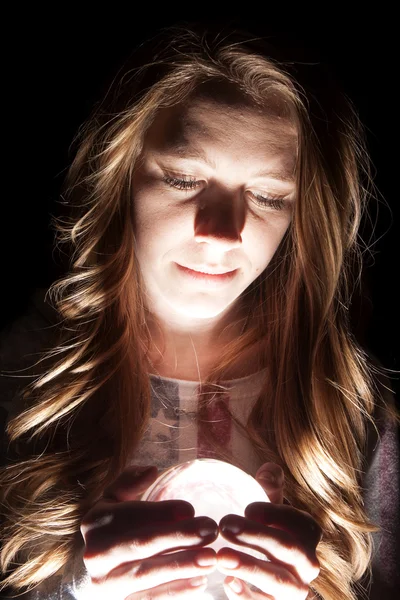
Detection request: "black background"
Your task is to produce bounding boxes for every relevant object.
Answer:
[3,12,399,402]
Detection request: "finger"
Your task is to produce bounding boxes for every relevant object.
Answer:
[83,515,219,578]
[102,466,159,502]
[89,574,210,600]
[81,498,195,538]
[224,576,274,599]
[89,547,217,598]
[244,503,323,551]
[217,547,310,600]
[125,576,210,599]
[255,463,284,505]
[219,515,320,585]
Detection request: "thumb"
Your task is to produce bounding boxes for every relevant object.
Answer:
[102,465,159,502]
[255,462,284,504]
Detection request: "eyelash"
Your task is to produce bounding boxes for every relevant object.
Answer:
[163,175,286,210]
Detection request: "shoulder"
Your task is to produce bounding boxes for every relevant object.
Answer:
[362,350,398,464]
[361,352,400,593]
[0,288,61,457]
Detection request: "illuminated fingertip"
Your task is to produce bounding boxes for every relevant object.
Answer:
[227,577,243,593]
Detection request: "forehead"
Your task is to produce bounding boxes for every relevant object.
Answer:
[144,95,298,176]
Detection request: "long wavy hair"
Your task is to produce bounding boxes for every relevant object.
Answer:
[1,24,395,599]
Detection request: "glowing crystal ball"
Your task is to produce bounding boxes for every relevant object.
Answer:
[142,458,270,599]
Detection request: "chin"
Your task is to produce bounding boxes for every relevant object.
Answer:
[173,303,229,320]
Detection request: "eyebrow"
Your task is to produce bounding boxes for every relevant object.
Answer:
[159,144,296,184]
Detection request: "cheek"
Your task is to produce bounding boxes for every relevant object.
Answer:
[249,217,291,268]
[134,209,186,265]
[133,193,169,248]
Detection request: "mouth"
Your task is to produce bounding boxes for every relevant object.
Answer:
[186,266,236,275]
[175,263,238,284]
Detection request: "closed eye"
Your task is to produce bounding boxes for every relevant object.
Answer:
[163,174,289,211]
[163,175,202,191]
[250,193,286,210]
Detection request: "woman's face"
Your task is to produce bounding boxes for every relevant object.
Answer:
[132,93,297,331]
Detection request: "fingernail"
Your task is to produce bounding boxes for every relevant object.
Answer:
[258,472,276,484]
[221,521,243,535]
[227,577,243,593]
[189,576,208,587]
[256,463,284,486]
[198,519,218,538]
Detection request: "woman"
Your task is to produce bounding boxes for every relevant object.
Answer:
[1,24,398,600]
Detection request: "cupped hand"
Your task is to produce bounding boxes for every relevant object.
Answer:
[80,465,219,599]
[216,463,322,599]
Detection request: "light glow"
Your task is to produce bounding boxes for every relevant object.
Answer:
[142,458,270,599]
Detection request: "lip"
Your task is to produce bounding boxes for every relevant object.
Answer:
[185,264,236,275]
[175,263,238,285]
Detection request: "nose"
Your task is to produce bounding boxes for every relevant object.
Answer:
[194,190,244,249]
